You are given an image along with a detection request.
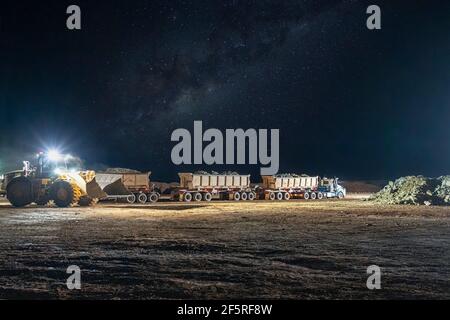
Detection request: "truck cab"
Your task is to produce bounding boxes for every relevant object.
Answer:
[318,178,346,199]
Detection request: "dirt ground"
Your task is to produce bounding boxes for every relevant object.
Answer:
[1,195,450,300]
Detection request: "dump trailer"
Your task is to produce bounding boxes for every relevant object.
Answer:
[176,172,255,201]
[95,171,160,204]
[260,174,346,200]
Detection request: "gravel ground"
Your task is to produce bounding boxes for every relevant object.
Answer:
[0,197,449,299]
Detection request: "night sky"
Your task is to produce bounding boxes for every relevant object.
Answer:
[1,0,449,181]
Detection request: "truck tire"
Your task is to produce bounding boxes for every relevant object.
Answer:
[233,192,241,201]
[304,192,310,200]
[317,192,323,200]
[276,192,283,201]
[338,192,344,199]
[148,193,159,203]
[203,192,212,202]
[268,192,276,201]
[241,192,248,201]
[310,192,317,200]
[6,176,33,208]
[51,180,78,208]
[284,192,291,201]
[247,192,255,201]
[137,193,147,204]
[126,194,136,204]
[194,192,202,202]
[184,192,192,202]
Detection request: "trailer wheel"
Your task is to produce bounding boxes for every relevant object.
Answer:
[338,192,344,199]
[184,192,192,202]
[137,193,147,204]
[241,192,248,201]
[247,192,255,201]
[203,192,212,202]
[127,194,136,204]
[310,192,317,200]
[284,192,291,201]
[317,192,323,200]
[193,192,202,202]
[268,192,276,201]
[303,192,310,200]
[148,193,159,203]
[233,192,241,201]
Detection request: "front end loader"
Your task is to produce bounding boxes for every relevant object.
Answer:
[6,151,106,208]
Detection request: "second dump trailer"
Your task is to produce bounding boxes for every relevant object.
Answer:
[176,172,256,201]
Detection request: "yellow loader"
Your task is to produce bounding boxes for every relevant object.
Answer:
[6,151,106,208]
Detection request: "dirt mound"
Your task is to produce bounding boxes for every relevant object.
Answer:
[370,176,450,205]
[341,180,385,193]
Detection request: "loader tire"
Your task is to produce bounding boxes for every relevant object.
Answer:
[6,176,33,208]
[51,180,80,208]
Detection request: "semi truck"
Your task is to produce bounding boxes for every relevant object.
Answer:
[259,174,346,200]
[95,171,346,203]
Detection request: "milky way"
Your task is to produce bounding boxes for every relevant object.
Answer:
[1,0,449,180]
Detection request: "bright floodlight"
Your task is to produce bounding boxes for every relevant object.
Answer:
[47,149,63,162]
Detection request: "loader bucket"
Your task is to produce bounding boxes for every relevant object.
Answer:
[103,178,131,196]
[86,178,108,199]
[95,173,131,196]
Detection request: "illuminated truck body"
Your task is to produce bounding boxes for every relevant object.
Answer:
[96,171,160,203]
[259,174,346,200]
[176,172,256,201]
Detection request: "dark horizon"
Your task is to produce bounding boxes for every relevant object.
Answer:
[1,0,449,182]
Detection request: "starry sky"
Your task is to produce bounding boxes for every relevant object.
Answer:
[1,0,449,181]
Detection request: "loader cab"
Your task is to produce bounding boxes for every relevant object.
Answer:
[34,152,81,178]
